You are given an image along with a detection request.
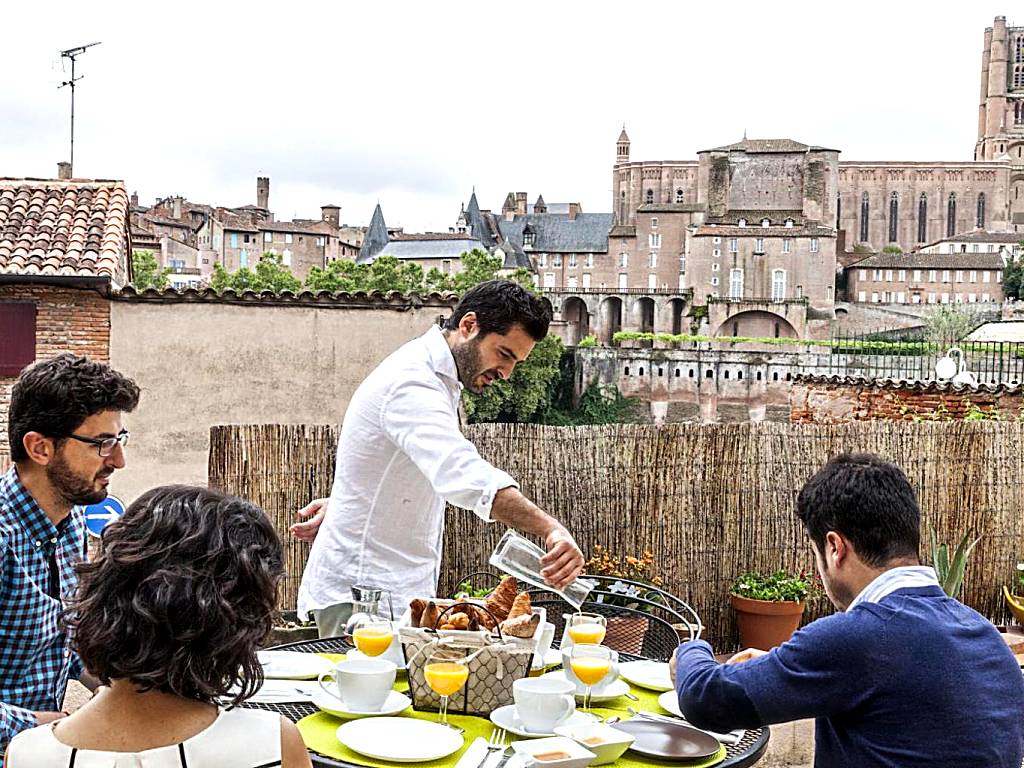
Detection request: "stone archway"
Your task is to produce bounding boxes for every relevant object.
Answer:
[664,298,687,335]
[634,297,655,334]
[714,310,799,340]
[560,296,590,346]
[598,297,623,345]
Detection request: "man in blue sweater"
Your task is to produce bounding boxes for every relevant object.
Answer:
[672,453,1024,767]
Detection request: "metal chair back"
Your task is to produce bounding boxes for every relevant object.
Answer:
[531,599,681,661]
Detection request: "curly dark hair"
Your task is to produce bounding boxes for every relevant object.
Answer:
[66,485,284,705]
[8,352,140,461]
[443,279,551,340]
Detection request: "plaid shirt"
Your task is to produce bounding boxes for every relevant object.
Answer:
[0,467,85,751]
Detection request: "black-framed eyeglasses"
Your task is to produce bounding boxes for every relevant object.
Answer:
[66,429,130,457]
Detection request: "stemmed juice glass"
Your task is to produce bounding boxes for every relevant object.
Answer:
[567,612,607,646]
[424,648,469,728]
[570,643,612,713]
[351,616,394,657]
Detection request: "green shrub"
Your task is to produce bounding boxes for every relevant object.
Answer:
[731,570,815,602]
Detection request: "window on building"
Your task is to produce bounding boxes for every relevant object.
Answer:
[523,231,535,247]
[679,255,686,273]
[810,238,819,253]
[947,193,957,237]
[738,218,747,227]
[169,259,185,270]
[282,249,292,266]
[244,234,251,243]
[582,273,591,288]
[645,189,654,204]
[649,252,657,268]
[982,292,991,301]
[860,192,869,242]
[859,269,867,281]
[873,269,882,281]
[858,291,867,302]
[729,268,744,299]
[264,231,273,243]
[553,254,562,267]
[942,269,951,282]
[929,269,937,282]
[761,218,770,228]
[885,269,893,282]
[538,254,547,268]
[785,218,794,228]
[240,249,249,268]
[713,249,721,257]
[618,273,628,290]
[917,193,927,243]
[898,269,906,281]
[679,272,686,289]
[230,233,238,249]
[0,302,36,376]
[872,292,879,302]
[675,188,684,203]
[585,253,593,268]
[955,270,964,282]
[983,270,991,283]
[972,243,979,253]
[969,270,977,283]
[648,274,657,290]
[782,238,792,254]
[977,192,986,229]
[619,191,627,224]
[712,262,720,272]
[711,276,719,286]
[442,260,452,274]
[568,276,578,289]
[888,192,899,243]
[649,233,661,249]
[618,252,628,268]
[285,233,293,244]
[772,269,786,301]
[755,238,765,252]
[544,273,556,288]
[713,236,721,244]
[729,238,738,253]
[651,218,658,229]
[569,254,577,268]
[317,236,325,247]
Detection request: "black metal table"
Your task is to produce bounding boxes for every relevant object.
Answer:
[247,637,770,768]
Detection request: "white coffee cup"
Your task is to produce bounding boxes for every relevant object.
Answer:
[535,621,556,661]
[318,658,396,712]
[513,677,576,733]
[561,647,619,695]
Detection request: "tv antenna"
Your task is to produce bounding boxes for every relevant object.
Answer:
[58,41,101,175]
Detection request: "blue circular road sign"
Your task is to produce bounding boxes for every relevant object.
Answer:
[83,495,125,537]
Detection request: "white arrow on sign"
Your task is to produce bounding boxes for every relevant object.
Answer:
[86,505,121,523]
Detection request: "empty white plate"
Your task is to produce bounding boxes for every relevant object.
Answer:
[657,689,684,717]
[540,670,631,702]
[313,688,411,718]
[618,660,673,692]
[257,651,334,680]
[337,717,463,762]
[489,704,597,738]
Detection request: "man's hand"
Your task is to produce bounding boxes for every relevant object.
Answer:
[725,648,768,665]
[540,528,584,590]
[289,498,328,542]
[32,710,68,725]
[670,646,679,685]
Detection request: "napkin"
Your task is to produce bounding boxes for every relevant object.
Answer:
[453,738,523,768]
[228,679,320,703]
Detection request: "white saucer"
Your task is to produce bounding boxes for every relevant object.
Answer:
[337,717,464,762]
[618,660,673,692]
[312,687,411,718]
[539,670,631,702]
[257,651,334,680]
[489,704,597,738]
[531,649,562,670]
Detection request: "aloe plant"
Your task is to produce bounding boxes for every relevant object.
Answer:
[929,527,981,598]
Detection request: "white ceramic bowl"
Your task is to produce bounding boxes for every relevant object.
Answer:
[553,722,635,766]
[510,735,596,768]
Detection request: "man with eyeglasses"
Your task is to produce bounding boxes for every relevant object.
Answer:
[0,353,140,753]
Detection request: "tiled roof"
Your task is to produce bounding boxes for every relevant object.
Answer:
[703,138,838,154]
[497,213,612,253]
[0,178,131,287]
[943,230,1023,244]
[391,232,477,242]
[218,211,259,232]
[608,224,636,238]
[852,251,1005,269]
[374,238,487,261]
[694,225,833,237]
[637,203,704,213]
[115,285,461,309]
[259,219,333,235]
[793,373,1021,394]
[706,210,805,225]
[358,204,390,262]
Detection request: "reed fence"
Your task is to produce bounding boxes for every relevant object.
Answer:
[208,421,1024,650]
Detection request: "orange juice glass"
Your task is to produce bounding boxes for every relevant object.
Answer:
[425,662,469,697]
[568,624,606,645]
[353,626,394,657]
[571,656,611,686]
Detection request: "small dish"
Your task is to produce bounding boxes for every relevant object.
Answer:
[540,671,631,702]
[511,735,596,768]
[553,722,635,765]
[618,660,673,692]
[312,687,411,718]
[257,651,334,680]
[489,704,597,738]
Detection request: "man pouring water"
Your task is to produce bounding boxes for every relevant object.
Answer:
[293,280,585,637]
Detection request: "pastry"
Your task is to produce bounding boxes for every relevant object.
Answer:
[506,591,532,620]
[420,600,441,629]
[484,576,518,622]
[500,611,540,638]
[409,598,427,628]
[440,613,471,631]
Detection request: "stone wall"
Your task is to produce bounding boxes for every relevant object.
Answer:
[107,290,457,503]
[0,284,110,462]
[789,375,1024,423]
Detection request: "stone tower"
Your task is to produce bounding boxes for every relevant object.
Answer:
[976,16,1024,161]
[616,126,630,165]
[256,176,270,209]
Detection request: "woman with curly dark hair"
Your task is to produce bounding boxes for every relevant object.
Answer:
[5,485,312,767]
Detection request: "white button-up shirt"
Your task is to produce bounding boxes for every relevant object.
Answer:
[297,326,518,619]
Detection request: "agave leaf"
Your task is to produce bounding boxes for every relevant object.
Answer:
[942,532,981,597]
[936,543,950,585]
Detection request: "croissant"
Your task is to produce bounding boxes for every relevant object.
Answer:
[440,613,471,631]
[507,591,532,620]
[420,600,441,629]
[485,576,518,622]
[409,598,427,628]
[500,611,540,638]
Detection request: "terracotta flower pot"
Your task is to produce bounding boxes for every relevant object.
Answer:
[730,593,805,651]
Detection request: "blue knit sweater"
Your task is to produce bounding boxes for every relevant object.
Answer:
[675,586,1024,767]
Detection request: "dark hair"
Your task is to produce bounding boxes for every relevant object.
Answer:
[8,353,140,461]
[795,453,920,567]
[67,485,284,705]
[443,280,551,341]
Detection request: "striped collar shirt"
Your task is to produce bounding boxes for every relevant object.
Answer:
[847,565,941,612]
[0,466,86,752]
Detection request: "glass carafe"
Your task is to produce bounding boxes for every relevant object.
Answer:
[342,584,395,637]
[488,530,596,609]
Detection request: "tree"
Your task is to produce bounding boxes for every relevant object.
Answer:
[211,252,302,293]
[463,334,564,423]
[130,250,170,290]
[1002,251,1024,300]
[924,305,980,344]
[306,256,424,294]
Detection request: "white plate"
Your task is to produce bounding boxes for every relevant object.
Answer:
[257,651,334,680]
[312,688,411,718]
[531,649,562,670]
[540,670,632,702]
[618,660,673,692]
[657,689,684,717]
[337,717,464,762]
[489,704,597,738]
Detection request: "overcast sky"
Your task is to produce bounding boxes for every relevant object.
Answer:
[0,1,1016,232]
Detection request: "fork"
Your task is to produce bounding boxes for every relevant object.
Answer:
[475,728,506,768]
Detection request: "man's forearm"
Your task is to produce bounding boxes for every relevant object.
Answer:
[490,486,565,539]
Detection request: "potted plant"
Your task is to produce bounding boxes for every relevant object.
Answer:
[1002,560,1024,625]
[584,546,665,654]
[929,527,980,598]
[730,570,814,651]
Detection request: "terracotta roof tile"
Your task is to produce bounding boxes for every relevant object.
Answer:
[0,178,130,287]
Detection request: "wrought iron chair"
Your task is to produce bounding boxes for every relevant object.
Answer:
[531,598,681,661]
